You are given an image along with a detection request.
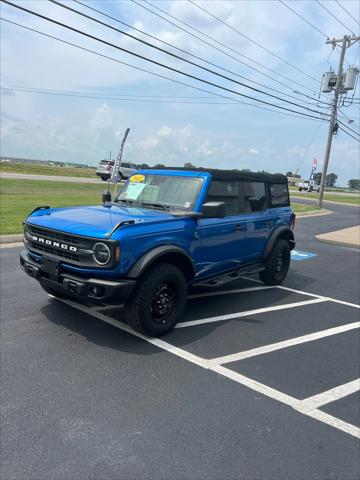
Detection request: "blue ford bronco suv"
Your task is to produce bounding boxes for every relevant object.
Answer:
[20,168,295,337]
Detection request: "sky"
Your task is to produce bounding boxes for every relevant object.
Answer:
[0,0,359,186]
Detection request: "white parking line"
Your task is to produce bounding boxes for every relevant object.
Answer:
[299,379,360,412]
[209,322,360,366]
[57,297,209,369]
[51,296,360,439]
[175,298,328,328]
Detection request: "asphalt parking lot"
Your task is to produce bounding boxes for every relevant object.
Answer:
[1,201,359,479]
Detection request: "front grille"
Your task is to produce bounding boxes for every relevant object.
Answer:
[24,223,119,269]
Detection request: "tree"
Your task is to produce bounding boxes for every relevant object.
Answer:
[286,171,294,177]
[184,162,196,168]
[313,172,322,185]
[348,179,360,190]
[153,163,166,169]
[137,163,150,169]
[325,173,338,187]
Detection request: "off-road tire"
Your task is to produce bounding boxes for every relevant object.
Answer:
[259,239,291,285]
[124,263,187,337]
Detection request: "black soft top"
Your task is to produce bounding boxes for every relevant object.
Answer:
[163,167,287,183]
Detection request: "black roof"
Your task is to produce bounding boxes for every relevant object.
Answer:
[164,167,287,183]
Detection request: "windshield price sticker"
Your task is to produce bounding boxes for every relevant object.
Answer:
[130,174,145,183]
[125,182,146,200]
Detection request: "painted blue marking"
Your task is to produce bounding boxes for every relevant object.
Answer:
[291,250,317,261]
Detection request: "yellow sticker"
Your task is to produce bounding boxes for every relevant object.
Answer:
[130,174,145,183]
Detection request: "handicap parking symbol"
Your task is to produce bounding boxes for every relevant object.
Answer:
[291,250,317,261]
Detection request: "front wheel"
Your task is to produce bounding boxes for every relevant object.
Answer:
[124,263,187,337]
[259,239,291,285]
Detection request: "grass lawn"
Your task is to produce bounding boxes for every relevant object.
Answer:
[0,179,106,234]
[291,203,321,214]
[0,178,323,234]
[0,161,96,178]
[290,192,360,205]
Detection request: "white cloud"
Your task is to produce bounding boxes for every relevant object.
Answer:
[249,148,259,155]
[158,126,172,137]
[90,103,113,130]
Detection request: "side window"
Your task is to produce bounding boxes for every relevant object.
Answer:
[241,182,267,212]
[122,163,130,168]
[270,183,290,207]
[206,180,241,215]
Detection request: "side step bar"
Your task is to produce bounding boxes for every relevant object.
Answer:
[194,263,264,288]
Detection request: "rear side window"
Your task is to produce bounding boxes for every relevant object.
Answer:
[242,182,267,212]
[206,180,267,215]
[270,183,289,207]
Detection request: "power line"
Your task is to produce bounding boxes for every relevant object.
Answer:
[49,0,324,112]
[338,126,360,142]
[334,0,360,27]
[0,17,325,122]
[132,0,319,95]
[278,0,329,39]
[71,0,320,107]
[188,0,319,84]
[337,118,360,138]
[315,0,355,35]
[2,85,304,106]
[2,1,329,121]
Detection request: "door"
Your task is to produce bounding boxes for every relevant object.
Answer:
[196,180,270,279]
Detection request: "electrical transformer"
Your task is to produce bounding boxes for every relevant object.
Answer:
[343,67,359,91]
[322,71,337,93]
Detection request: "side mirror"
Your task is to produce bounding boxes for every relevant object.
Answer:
[201,201,226,218]
[102,190,112,203]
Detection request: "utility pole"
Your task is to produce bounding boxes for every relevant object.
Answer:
[318,35,360,208]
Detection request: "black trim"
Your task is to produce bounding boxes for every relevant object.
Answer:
[127,245,195,279]
[262,226,295,259]
[20,250,135,304]
[25,206,50,221]
[160,167,287,183]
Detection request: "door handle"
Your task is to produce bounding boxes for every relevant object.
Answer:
[235,224,246,232]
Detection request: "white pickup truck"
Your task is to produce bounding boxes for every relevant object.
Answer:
[298,181,320,193]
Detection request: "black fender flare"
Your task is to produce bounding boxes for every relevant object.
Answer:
[127,245,195,280]
[262,226,295,259]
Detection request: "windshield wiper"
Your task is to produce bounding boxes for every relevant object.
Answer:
[116,198,135,206]
[140,202,170,211]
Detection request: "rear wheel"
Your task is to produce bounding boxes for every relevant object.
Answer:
[124,263,187,337]
[259,239,291,285]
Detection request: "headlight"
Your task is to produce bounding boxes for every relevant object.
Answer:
[93,242,111,265]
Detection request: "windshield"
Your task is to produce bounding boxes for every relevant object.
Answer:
[116,174,203,211]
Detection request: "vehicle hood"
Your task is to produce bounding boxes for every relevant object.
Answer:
[26,204,175,238]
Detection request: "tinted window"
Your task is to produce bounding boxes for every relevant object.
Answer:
[242,182,267,212]
[206,180,267,215]
[270,183,289,206]
[206,180,241,215]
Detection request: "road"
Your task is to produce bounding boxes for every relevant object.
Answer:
[290,188,359,197]
[0,172,102,183]
[1,202,359,479]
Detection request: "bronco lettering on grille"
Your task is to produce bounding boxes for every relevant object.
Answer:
[29,235,77,252]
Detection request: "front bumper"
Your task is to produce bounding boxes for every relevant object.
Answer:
[20,250,136,304]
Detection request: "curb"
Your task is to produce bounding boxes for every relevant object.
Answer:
[296,209,332,218]
[0,234,23,244]
[315,236,360,249]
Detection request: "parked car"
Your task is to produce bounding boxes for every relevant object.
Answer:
[298,181,320,192]
[96,160,137,181]
[20,168,295,337]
